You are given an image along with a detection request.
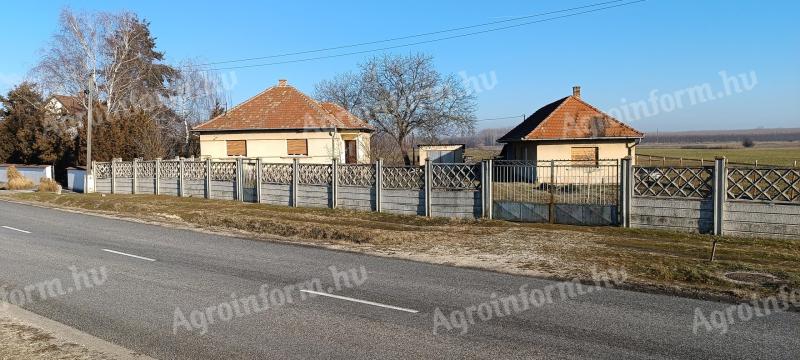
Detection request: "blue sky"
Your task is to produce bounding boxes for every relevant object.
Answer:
[1,0,797,131]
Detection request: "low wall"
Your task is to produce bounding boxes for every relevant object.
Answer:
[631,197,713,234]
[261,183,291,206]
[297,185,331,208]
[0,165,53,185]
[382,189,425,216]
[210,180,236,201]
[430,190,481,219]
[67,169,86,192]
[338,186,375,212]
[724,202,800,239]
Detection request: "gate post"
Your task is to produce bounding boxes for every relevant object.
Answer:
[424,159,432,217]
[205,158,212,199]
[620,156,633,228]
[255,158,262,204]
[487,159,493,219]
[132,159,138,194]
[292,158,299,207]
[331,160,338,209]
[713,157,727,236]
[375,159,383,213]
[236,158,244,201]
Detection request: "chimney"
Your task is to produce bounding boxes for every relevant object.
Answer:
[278,79,288,87]
[572,86,581,98]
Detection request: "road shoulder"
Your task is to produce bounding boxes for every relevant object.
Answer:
[0,303,153,360]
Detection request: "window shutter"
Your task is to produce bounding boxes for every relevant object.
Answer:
[287,139,308,155]
[226,140,247,156]
[571,147,598,165]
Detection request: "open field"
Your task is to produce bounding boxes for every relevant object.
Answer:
[3,192,799,304]
[638,146,800,167]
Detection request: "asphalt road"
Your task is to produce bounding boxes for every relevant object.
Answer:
[0,200,797,359]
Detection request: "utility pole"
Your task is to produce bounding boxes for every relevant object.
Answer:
[84,73,95,193]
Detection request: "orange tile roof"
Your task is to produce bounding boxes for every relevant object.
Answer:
[194,80,373,132]
[499,90,643,142]
[51,95,85,115]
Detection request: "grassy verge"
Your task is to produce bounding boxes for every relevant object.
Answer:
[4,192,799,302]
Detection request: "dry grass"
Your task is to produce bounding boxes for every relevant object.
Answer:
[0,317,115,359]
[4,192,799,301]
[37,178,61,193]
[6,166,34,190]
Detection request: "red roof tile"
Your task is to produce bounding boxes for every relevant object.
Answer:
[499,90,642,142]
[194,81,373,132]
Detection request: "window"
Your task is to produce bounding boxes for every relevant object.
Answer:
[571,147,598,166]
[287,139,308,156]
[226,140,247,156]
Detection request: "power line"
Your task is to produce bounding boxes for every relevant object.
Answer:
[197,0,629,67]
[200,0,646,72]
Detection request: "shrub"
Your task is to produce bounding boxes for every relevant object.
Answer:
[37,177,61,193]
[6,166,34,190]
[742,138,755,148]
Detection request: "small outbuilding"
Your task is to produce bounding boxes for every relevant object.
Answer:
[416,144,465,165]
[498,86,643,164]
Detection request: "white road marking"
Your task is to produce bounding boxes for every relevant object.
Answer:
[2,226,31,234]
[101,249,156,262]
[300,289,419,313]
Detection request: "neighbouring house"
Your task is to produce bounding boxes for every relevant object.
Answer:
[193,80,374,164]
[416,144,465,165]
[498,86,643,164]
[45,95,84,117]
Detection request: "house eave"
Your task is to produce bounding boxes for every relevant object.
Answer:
[192,127,375,134]
[498,136,643,143]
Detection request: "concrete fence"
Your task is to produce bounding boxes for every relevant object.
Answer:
[91,157,799,240]
[623,157,800,239]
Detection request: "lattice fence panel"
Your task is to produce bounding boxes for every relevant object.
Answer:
[431,164,481,190]
[298,164,332,185]
[262,163,293,184]
[114,162,133,178]
[184,161,207,180]
[210,161,237,181]
[136,161,156,178]
[727,168,800,203]
[633,167,713,198]
[160,161,180,179]
[95,162,111,179]
[339,164,375,187]
[383,166,424,189]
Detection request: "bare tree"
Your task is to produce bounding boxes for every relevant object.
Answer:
[166,60,226,156]
[316,53,476,165]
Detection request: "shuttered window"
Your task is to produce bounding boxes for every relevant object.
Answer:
[571,147,598,166]
[226,140,247,156]
[287,139,308,156]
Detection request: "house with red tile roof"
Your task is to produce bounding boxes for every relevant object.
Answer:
[498,86,643,164]
[193,80,374,164]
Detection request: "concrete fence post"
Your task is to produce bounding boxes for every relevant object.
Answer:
[236,158,244,202]
[620,156,633,228]
[548,160,556,224]
[713,157,727,236]
[179,158,185,197]
[110,160,117,194]
[292,158,299,207]
[255,158,263,204]
[154,158,161,195]
[424,159,432,217]
[205,158,212,199]
[375,159,383,213]
[132,159,138,194]
[331,160,338,209]
[487,159,493,220]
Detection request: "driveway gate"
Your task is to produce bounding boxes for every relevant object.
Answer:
[491,160,620,225]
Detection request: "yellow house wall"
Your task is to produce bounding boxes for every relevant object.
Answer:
[536,141,636,162]
[198,131,371,164]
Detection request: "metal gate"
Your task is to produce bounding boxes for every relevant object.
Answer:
[491,160,620,225]
[241,159,259,202]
